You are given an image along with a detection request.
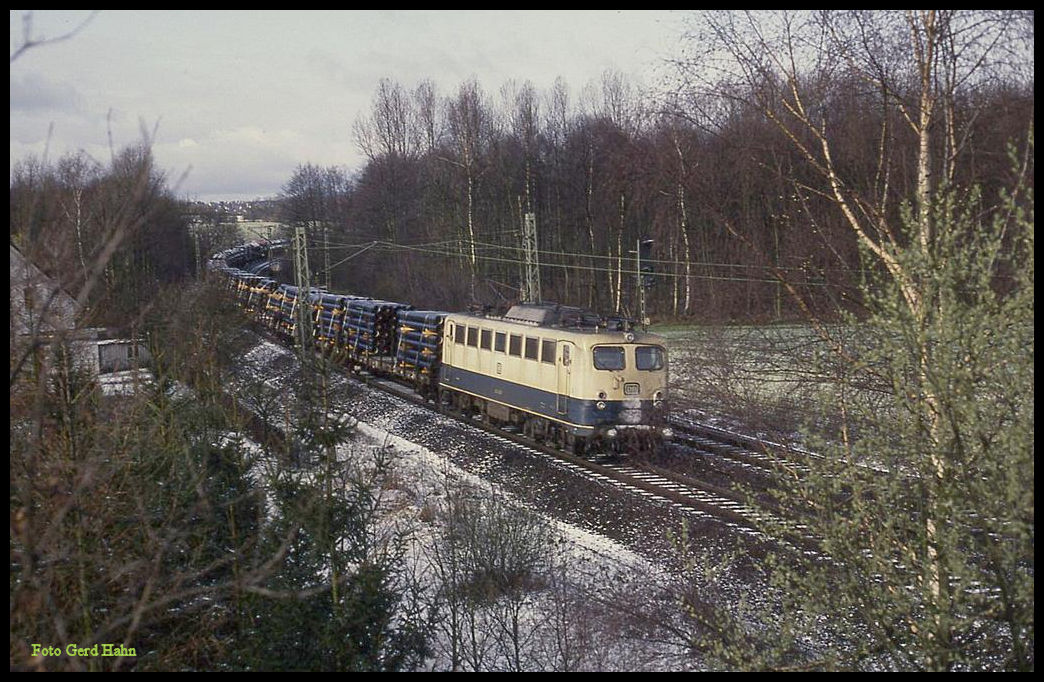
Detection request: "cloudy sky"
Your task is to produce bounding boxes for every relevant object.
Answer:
[10,10,688,202]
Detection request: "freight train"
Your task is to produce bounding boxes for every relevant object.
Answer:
[209,240,671,455]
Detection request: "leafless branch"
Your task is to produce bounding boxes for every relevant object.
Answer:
[9,10,99,63]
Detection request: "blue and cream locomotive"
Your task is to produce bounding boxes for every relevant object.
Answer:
[439,304,670,453]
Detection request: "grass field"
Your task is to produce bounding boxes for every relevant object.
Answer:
[652,323,858,443]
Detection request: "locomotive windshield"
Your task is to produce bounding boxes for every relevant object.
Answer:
[593,346,626,371]
[636,345,666,371]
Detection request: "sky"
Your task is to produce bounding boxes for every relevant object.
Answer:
[10,10,689,202]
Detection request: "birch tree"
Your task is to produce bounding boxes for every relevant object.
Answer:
[673,9,1034,670]
[444,79,494,297]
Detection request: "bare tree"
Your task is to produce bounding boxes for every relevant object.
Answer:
[443,79,496,298]
[413,79,441,153]
[353,77,420,162]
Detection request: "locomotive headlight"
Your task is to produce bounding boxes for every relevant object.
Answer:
[653,390,664,407]
[661,427,673,440]
[606,428,618,438]
[624,332,635,342]
[596,401,606,410]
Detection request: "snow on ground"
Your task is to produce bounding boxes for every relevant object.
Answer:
[98,368,155,396]
[354,418,676,584]
[348,421,696,671]
[227,336,701,671]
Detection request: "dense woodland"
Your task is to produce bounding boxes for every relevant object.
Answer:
[280,47,1032,322]
[11,10,1034,672]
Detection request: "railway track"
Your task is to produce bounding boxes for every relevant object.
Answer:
[230,315,827,563]
[667,413,815,477]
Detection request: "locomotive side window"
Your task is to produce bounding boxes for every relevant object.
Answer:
[509,334,522,357]
[524,337,539,360]
[454,324,465,345]
[480,328,492,350]
[593,346,625,371]
[466,326,478,347]
[541,339,556,364]
[636,345,666,371]
[494,331,506,352]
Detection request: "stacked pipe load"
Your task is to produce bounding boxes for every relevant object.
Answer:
[345,299,410,356]
[233,274,260,305]
[309,292,366,349]
[246,259,278,275]
[223,242,262,269]
[209,239,289,273]
[268,284,305,337]
[395,310,447,375]
[249,278,278,320]
[240,275,277,314]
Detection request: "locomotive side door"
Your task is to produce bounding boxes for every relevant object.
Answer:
[556,341,574,415]
[443,322,455,367]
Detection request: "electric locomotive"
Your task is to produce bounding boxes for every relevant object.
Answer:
[438,303,671,454]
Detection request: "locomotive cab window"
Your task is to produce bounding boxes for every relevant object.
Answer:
[509,334,522,357]
[454,324,465,345]
[636,345,666,371]
[494,331,506,353]
[593,346,625,371]
[466,326,478,347]
[480,328,492,350]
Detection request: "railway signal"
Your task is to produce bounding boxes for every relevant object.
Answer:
[635,238,654,329]
[638,238,655,287]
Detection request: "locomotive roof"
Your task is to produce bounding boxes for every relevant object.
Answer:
[447,303,661,341]
[504,302,635,331]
